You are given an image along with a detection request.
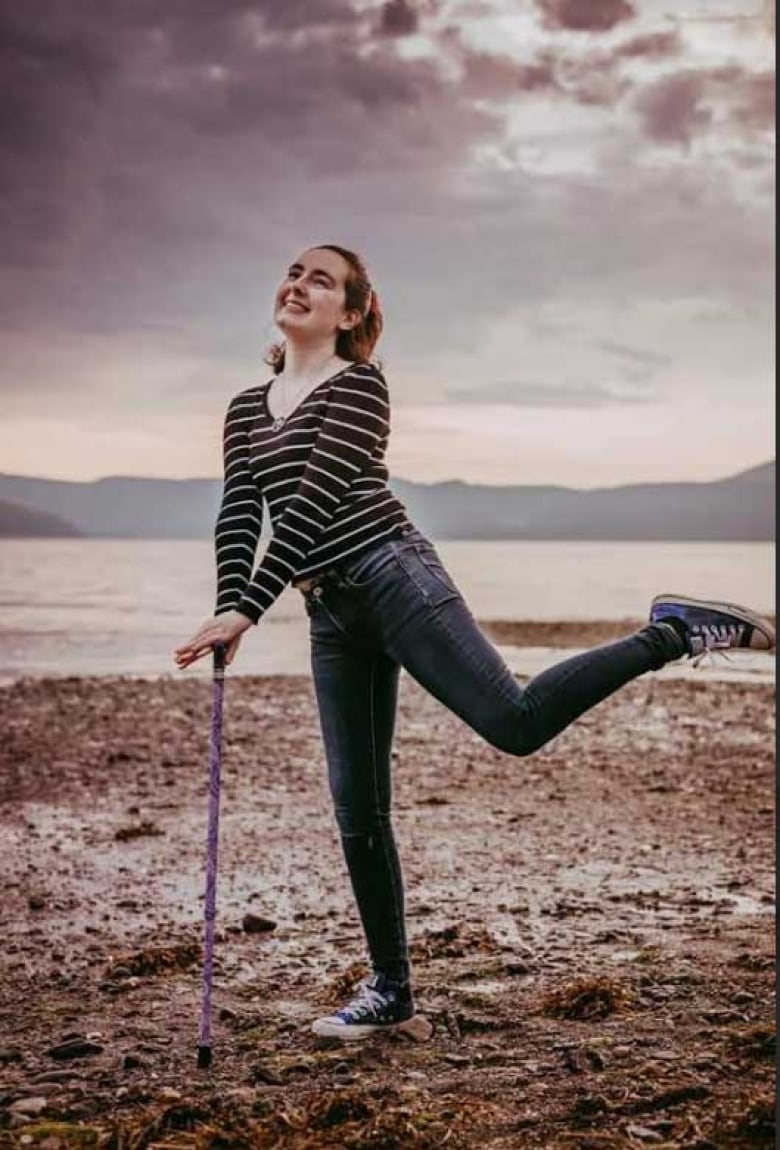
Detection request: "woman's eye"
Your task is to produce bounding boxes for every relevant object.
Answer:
[283,269,332,288]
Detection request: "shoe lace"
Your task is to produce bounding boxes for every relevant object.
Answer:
[690,646,734,670]
[701,623,746,649]
[687,623,747,669]
[694,634,736,671]
[341,981,387,1021]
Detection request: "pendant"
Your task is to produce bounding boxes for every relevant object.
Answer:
[271,416,286,432]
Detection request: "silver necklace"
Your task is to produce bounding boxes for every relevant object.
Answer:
[269,358,339,431]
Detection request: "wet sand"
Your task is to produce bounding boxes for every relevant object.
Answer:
[0,625,775,1148]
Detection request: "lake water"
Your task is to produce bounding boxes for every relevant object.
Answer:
[0,539,774,682]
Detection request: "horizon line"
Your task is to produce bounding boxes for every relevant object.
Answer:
[0,458,775,491]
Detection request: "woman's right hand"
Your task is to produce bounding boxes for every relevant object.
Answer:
[224,632,243,666]
[174,609,251,670]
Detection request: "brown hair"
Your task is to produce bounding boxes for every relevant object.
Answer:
[265,244,383,374]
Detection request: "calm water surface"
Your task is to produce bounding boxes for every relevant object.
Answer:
[0,539,773,680]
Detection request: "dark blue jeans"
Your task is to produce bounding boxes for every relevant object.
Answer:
[302,526,683,984]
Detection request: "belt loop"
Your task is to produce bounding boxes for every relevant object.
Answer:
[327,567,346,590]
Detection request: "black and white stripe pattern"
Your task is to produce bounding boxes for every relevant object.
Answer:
[214,362,410,624]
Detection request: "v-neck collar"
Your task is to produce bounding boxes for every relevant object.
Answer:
[262,362,355,427]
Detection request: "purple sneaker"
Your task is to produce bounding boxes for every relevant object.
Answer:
[650,594,776,658]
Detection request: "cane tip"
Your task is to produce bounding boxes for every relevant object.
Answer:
[197,1045,213,1069]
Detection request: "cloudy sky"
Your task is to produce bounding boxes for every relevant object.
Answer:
[1,0,774,487]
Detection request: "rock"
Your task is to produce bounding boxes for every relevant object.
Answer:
[626,1124,664,1142]
[225,1087,257,1106]
[732,990,756,1004]
[108,965,133,980]
[46,1039,105,1061]
[9,1095,48,1117]
[563,1045,606,1073]
[29,1070,78,1084]
[28,895,46,911]
[114,821,164,842]
[505,960,532,975]
[248,1061,284,1086]
[242,913,277,934]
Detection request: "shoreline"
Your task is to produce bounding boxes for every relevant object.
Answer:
[1,617,775,688]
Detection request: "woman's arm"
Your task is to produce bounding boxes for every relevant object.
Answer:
[213,389,264,617]
[234,364,389,624]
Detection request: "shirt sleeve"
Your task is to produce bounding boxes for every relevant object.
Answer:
[235,364,390,624]
[213,389,264,616]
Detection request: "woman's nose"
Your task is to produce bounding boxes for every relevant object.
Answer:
[285,278,307,300]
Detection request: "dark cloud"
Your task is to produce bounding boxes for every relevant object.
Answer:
[0,0,771,409]
[553,28,680,105]
[257,0,358,30]
[731,71,775,131]
[536,0,635,34]
[446,26,679,112]
[0,0,503,331]
[560,56,629,106]
[459,46,559,98]
[435,26,561,100]
[379,0,419,37]
[634,72,712,145]
[612,30,681,59]
[633,65,770,146]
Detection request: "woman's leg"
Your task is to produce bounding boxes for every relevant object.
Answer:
[370,537,685,757]
[307,594,410,983]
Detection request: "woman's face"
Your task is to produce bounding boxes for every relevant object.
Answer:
[273,247,359,346]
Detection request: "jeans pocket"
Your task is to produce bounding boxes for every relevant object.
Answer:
[306,589,350,636]
[339,543,398,589]
[397,544,459,607]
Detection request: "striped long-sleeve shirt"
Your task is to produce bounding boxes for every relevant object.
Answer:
[214,361,411,624]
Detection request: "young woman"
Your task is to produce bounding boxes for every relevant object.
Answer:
[174,244,775,1041]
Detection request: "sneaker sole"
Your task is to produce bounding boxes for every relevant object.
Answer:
[311,1013,433,1043]
[651,594,775,650]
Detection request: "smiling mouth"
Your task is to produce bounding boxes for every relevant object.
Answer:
[282,298,309,312]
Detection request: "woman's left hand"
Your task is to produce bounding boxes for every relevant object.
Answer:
[174,610,253,670]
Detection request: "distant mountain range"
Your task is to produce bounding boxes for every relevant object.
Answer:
[0,499,84,538]
[0,461,774,541]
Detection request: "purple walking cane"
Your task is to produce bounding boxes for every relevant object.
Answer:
[197,640,227,1069]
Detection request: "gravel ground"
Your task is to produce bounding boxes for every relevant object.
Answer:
[0,626,775,1149]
